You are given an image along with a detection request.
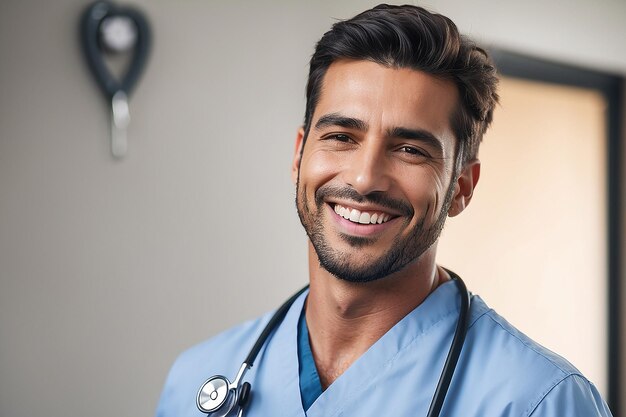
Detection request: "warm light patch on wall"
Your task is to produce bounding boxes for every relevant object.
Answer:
[438,76,608,395]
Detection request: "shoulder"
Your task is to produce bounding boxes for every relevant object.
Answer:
[155,311,273,417]
[527,373,612,416]
[469,296,580,378]
[461,295,612,416]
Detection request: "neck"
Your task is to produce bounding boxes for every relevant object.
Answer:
[304,242,448,388]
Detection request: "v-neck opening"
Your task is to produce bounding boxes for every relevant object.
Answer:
[304,280,462,417]
[297,304,324,411]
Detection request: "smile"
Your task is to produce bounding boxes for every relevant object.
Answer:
[333,203,393,225]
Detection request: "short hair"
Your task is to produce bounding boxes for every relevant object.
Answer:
[303,4,499,166]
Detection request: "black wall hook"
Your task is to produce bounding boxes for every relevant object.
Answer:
[79,1,151,158]
[80,1,151,100]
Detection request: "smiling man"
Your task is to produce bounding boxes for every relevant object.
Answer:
[156,5,612,417]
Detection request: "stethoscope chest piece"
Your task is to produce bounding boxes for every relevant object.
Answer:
[197,375,236,416]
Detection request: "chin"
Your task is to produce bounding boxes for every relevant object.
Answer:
[316,246,405,283]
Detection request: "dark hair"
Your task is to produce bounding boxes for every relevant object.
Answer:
[303,4,499,165]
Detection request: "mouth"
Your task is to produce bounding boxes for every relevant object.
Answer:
[332,203,397,225]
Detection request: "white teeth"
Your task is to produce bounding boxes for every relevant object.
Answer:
[333,204,392,225]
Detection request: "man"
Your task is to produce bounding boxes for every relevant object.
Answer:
[156,5,612,417]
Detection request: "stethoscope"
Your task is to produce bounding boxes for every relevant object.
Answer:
[197,271,471,417]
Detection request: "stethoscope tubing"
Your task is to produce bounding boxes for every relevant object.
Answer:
[426,270,471,417]
[243,285,309,366]
[198,273,471,417]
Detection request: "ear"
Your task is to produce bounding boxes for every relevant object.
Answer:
[291,127,305,185]
[448,159,481,217]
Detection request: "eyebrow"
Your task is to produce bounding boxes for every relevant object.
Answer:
[314,113,369,131]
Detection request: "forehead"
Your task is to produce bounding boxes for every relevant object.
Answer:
[313,59,459,144]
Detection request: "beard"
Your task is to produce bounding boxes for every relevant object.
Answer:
[295,180,455,283]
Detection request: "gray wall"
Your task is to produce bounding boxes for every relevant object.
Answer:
[1,1,625,417]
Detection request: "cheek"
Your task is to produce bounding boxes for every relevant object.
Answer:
[400,172,446,217]
[301,149,342,185]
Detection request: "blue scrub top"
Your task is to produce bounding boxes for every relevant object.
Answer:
[156,280,612,417]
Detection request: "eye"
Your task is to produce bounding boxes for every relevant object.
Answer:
[326,133,351,142]
[320,133,354,145]
[399,146,426,156]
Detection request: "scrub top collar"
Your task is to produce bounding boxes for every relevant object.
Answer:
[254,279,473,417]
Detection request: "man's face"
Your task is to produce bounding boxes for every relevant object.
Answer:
[293,59,464,283]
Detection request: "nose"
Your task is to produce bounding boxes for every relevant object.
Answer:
[344,141,391,196]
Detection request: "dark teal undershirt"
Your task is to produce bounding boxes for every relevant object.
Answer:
[297,307,323,411]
